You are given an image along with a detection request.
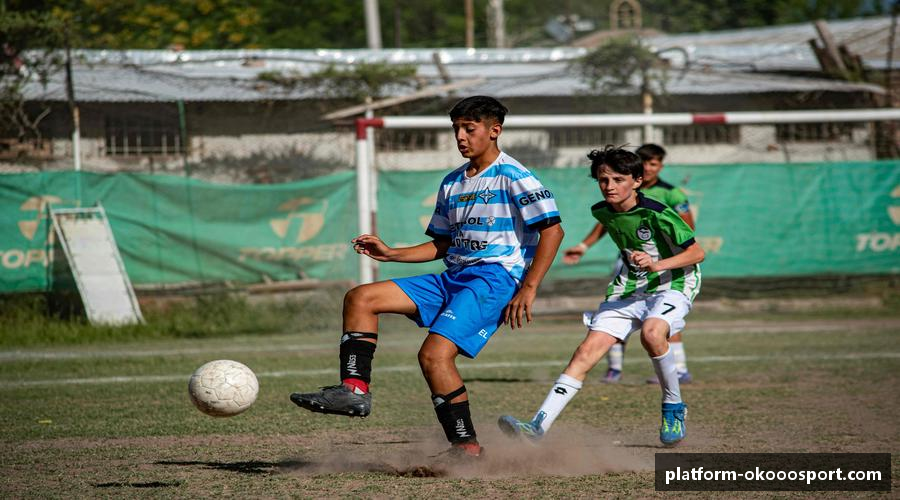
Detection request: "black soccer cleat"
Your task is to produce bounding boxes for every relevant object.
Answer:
[290,384,372,417]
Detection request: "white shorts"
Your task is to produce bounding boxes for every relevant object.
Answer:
[582,290,692,341]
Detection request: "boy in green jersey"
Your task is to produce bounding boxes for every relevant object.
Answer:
[499,146,704,445]
[563,144,695,384]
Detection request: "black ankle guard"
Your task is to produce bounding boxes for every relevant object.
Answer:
[339,332,377,383]
[432,386,476,443]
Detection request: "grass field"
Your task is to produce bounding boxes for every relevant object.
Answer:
[2,302,899,498]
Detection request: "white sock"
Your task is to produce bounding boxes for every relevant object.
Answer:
[534,373,582,433]
[651,348,682,404]
[671,342,688,374]
[607,343,624,371]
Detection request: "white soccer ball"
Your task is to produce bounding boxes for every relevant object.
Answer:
[188,360,259,417]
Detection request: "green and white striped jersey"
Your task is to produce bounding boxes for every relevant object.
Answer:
[591,192,701,302]
[640,178,690,215]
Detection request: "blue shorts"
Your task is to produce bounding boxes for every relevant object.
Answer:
[392,263,518,358]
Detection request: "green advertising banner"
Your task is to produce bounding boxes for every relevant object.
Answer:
[1,161,897,293]
[0,171,358,293]
[376,161,900,280]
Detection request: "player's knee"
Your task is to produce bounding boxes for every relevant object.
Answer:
[343,285,376,313]
[417,347,437,370]
[418,345,452,370]
[639,326,668,350]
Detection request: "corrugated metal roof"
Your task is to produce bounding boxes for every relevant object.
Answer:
[646,16,899,71]
[21,16,892,103]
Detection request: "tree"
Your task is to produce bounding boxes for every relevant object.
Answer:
[258,62,418,102]
[0,11,67,145]
[3,0,885,50]
[576,36,665,95]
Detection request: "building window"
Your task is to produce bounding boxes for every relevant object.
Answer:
[105,115,184,156]
[775,123,857,142]
[548,128,625,148]
[374,130,440,152]
[662,125,740,145]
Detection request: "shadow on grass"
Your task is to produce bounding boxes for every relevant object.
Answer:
[156,459,308,475]
[464,377,534,383]
[94,481,182,488]
[156,458,447,478]
[346,439,420,445]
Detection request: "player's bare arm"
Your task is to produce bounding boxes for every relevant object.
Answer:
[352,234,450,263]
[504,223,564,329]
[678,210,695,230]
[562,222,606,264]
[630,242,704,273]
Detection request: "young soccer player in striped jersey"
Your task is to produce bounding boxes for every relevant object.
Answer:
[290,96,564,458]
[563,144,696,384]
[499,146,704,446]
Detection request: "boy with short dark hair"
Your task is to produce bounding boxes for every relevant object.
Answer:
[291,95,564,458]
[562,143,696,384]
[498,145,704,446]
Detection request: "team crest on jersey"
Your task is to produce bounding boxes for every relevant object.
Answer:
[636,225,652,241]
[477,189,496,204]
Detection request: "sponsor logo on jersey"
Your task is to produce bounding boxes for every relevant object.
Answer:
[453,238,488,251]
[517,189,554,206]
[440,309,457,320]
[450,217,489,233]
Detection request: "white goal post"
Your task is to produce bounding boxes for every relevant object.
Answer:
[353,107,900,283]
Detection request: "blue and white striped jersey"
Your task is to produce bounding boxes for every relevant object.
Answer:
[425,152,561,282]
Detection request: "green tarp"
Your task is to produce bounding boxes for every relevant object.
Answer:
[1,161,897,293]
[377,162,900,280]
[0,171,357,292]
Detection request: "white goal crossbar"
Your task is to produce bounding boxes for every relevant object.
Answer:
[352,108,900,283]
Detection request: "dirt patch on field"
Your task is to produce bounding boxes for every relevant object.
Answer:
[275,425,652,479]
[8,427,653,481]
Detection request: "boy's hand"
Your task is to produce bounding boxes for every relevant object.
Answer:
[562,243,587,264]
[629,250,657,272]
[352,234,395,262]
[504,285,537,330]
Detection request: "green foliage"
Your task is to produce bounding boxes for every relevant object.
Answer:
[0,11,67,139]
[575,36,666,95]
[2,0,883,50]
[44,0,265,49]
[258,62,418,101]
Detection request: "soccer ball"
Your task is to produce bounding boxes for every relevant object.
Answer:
[188,360,259,417]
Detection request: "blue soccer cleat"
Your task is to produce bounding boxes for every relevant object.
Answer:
[497,412,545,445]
[660,402,687,445]
[602,368,622,384]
